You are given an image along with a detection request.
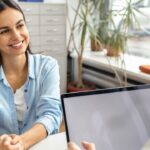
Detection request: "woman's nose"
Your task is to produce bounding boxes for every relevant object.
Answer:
[11,29,21,40]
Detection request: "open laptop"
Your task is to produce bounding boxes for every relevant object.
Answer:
[61,84,150,150]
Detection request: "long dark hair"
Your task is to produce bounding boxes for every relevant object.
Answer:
[0,0,32,64]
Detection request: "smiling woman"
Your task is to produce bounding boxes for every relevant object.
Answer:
[0,7,29,58]
[0,0,62,150]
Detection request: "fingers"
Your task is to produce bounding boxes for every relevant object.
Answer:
[68,141,95,150]
[0,134,24,150]
[10,134,25,150]
[0,134,12,146]
[15,142,23,150]
[10,134,20,145]
[68,142,81,150]
[81,141,95,150]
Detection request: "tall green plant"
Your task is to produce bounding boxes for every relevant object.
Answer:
[77,0,89,86]
[67,0,92,87]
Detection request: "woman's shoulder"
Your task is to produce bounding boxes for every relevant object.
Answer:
[28,53,59,73]
[30,53,58,65]
[28,53,59,76]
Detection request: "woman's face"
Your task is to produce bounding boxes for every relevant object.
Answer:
[0,7,29,57]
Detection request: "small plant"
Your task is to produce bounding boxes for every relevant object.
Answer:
[90,0,110,51]
[105,0,144,56]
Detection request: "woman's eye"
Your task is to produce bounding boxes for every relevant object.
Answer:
[0,29,9,34]
[17,24,24,29]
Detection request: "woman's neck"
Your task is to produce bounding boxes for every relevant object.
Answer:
[2,53,28,92]
[2,53,27,75]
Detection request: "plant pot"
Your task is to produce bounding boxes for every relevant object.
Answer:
[91,38,103,51]
[105,45,120,57]
[67,81,96,93]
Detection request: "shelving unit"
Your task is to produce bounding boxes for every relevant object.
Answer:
[19,2,67,93]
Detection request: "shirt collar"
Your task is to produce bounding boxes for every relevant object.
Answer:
[28,52,35,79]
[0,66,5,81]
[0,52,35,81]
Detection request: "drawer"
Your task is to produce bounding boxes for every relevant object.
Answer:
[25,15,39,25]
[40,45,66,53]
[19,3,39,15]
[40,25,65,35]
[40,16,65,25]
[27,26,39,36]
[40,36,65,45]
[40,4,65,15]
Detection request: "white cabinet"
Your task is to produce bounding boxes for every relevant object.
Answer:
[19,2,67,93]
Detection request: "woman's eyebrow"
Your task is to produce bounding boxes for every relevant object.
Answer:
[0,26,8,31]
[16,19,24,25]
[0,19,24,31]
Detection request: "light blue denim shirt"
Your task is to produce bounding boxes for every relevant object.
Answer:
[0,53,62,136]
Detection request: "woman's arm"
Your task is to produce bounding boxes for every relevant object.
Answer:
[34,57,62,135]
[10,123,47,150]
[10,57,61,150]
[20,123,47,149]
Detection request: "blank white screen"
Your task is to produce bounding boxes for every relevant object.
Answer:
[64,88,150,150]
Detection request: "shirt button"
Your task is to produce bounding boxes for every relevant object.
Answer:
[24,89,28,93]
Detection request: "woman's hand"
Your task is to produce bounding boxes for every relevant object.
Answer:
[0,134,12,150]
[68,142,81,150]
[68,141,95,150]
[0,134,24,150]
[81,141,95,150]
[10,134,25,150]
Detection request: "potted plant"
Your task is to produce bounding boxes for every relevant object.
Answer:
[90,28,103,51]
[67,0,96,92]
[89,0,144,56]
[67,0,145,91]
[89,0,109,51]
[105,0,144,56]
[106,27,127,56]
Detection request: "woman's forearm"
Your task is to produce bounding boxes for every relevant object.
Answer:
[20,123,47,150]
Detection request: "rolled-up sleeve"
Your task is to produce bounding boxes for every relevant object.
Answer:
[34,58,62,135]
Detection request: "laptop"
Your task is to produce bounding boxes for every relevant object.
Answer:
[61,84,150,150]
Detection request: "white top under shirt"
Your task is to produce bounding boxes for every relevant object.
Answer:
[14,85,27,127]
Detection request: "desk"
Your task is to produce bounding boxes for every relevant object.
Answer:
[29,132,67,150]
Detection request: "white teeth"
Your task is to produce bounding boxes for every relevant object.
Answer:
[12,42,22,47]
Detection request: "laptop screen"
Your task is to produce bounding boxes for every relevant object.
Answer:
[61,84,150,150]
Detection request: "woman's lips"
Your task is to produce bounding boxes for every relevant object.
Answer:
[9,41,23,49]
